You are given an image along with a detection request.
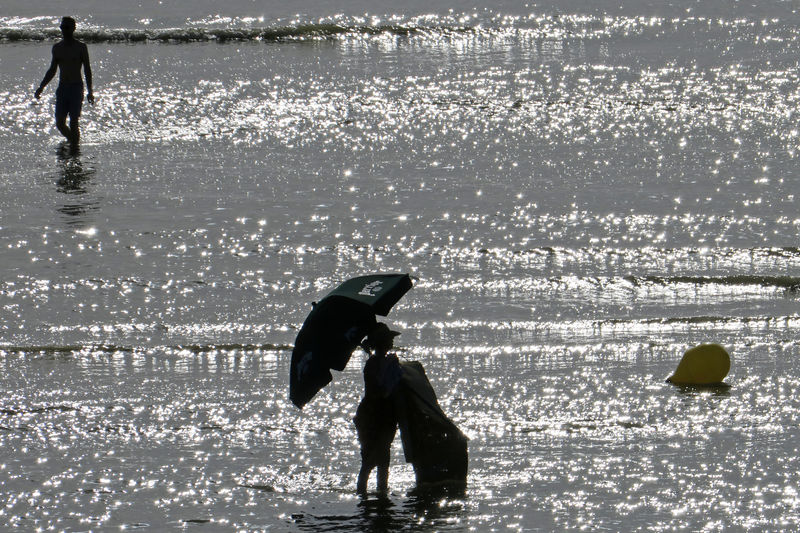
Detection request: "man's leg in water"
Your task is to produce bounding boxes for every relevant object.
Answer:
[356,462,372,494]
[55,112,73,141]
[376,464,389,493]
[69,114,80,144]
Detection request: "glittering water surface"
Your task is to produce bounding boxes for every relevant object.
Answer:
[3,1,800,531]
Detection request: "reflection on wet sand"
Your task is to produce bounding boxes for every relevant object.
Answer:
[55,143,98,225]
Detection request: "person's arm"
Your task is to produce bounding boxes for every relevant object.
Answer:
[34,47,58,99]
[82,43,94,103]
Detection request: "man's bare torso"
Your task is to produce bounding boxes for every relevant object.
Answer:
[53,39,88,84]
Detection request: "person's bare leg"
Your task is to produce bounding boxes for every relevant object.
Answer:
[69,116,80,145]
[55,114,72,141]
[376,465,389,493]
[357,463,371,494]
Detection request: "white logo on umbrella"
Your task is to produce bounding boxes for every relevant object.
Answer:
[358,281,383,297]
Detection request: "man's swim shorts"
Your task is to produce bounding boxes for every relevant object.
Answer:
[55,82,84,120]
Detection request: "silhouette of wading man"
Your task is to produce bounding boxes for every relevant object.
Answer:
[35,17,94,145]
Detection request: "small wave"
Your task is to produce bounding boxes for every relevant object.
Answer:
[594,314,800,330]
[171,343,293,353]
[0,342,292,355]
[627,275,800,290]
[0,344,125,355]
[0,23,469,43]
[1,403,80,416]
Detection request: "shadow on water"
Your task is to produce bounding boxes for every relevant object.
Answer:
[292,485,468,532]
[672,382,732,398]
[55,143,99,226]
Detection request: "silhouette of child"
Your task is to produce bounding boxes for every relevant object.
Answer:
[354,323,401,494]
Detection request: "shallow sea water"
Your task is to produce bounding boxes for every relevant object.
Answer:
[3,1,800,531]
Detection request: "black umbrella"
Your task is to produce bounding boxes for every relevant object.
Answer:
[289,273,413,408]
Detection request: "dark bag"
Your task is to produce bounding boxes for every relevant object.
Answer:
[394,361,468,485]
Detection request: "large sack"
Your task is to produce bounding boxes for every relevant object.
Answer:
[394,361,468,485]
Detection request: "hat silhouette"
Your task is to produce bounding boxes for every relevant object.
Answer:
[364,323,400,350]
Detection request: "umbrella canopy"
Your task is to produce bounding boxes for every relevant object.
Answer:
[290,273,413,408]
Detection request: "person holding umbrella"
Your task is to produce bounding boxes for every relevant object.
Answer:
[354,323,402,494]
[288,273,467,491]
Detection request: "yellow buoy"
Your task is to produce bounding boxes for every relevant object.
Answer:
[667,344,730,385]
